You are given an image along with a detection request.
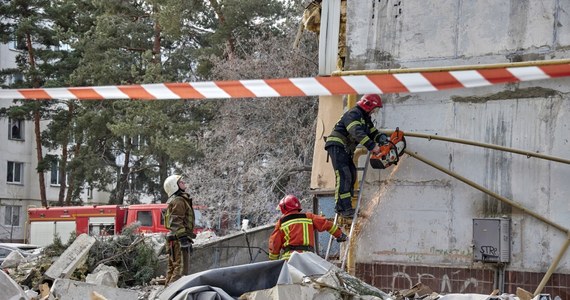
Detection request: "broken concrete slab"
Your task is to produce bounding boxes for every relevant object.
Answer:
[239,283,386,300]
[1,249,26,268]
[438,295,516,300]
[239,284,319,300]
[85,264,119,287]
[24,288,39,299]
[44,234,96,281]
[0,269,30,300]
[48,278,139,300]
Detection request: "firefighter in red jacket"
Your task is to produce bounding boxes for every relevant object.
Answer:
[268,195,348,260]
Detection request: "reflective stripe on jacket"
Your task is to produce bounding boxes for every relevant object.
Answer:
[325,105,382,154]
[268,212,342,260]
[165,192,195,238]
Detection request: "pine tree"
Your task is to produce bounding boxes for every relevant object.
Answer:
[0,0,73,206]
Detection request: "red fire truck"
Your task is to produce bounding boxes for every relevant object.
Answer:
[27,204,208,246]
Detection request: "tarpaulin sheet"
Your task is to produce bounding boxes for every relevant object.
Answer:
[159,259,291,300]
[158,252,392,300]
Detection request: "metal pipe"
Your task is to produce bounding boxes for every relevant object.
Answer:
[534,237,570,296]
[404,149,569,234]
[345,148,368,274]
[406,149,570,295]
[324,214,338,260]
[381,130,570,165]
[331,58,570,76]
[342,152,372,272]
[347,94,357,108]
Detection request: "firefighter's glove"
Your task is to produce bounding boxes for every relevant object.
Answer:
[371,144,381,155]
[336,233,348,243]
[179,236,193,249]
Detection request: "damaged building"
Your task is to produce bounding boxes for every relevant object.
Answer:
[310,0,570,298]
[2,0,570,299]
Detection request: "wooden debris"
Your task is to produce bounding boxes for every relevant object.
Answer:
[516,287,533,300]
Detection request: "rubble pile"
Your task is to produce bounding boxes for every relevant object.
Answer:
[0,231,560,300]
[1,230,166,300]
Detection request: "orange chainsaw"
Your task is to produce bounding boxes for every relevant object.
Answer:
[370,128,406,169]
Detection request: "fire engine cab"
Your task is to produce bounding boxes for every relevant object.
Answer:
[27,204,208,246]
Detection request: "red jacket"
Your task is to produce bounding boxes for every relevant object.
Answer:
[268,211,342,260]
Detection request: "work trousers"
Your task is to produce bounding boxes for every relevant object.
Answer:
[326,145,356,212]
[165,240,190,285]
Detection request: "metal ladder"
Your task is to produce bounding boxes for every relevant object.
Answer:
[324,152,372,270]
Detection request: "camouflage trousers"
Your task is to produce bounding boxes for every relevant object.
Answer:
[165,240,190,285]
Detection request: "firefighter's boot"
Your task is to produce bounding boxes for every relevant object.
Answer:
[335,198,355,218]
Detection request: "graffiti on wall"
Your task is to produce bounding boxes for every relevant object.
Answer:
[391,271,479,293]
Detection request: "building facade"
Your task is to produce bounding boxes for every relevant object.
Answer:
[312,0,570,297]
[0,43,110,243]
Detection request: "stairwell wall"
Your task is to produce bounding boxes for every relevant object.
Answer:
[344,0,570,296]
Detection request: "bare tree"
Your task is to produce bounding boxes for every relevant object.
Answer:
[188,31,319,232]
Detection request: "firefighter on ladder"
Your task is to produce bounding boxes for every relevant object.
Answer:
[163,174,196,285]
[325,94,388,218]
[268,194,348,260]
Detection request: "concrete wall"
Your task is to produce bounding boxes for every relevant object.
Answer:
[342,0,570,296]
[188,224,274,274]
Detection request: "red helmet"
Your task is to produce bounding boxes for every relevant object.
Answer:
[278,195,302,214]
[357,94,383,112]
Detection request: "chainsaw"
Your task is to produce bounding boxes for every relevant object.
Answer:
[370,128,406,169]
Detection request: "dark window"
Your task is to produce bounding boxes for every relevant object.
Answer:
[51,160,60,185]
[7,161,23,184]
[8,119,23,140]
[50,160,68,186]
[137,211,153,226]
[4,205,21,226]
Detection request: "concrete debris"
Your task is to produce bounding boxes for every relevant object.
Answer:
[0,269,30,300]
[195,229,217,242]
[145,233,167,256]
[158,252,390,300]
[48,278,139,300]
[150,275,167,285]
[1,249,26,268]
[85,264,120,287]
[239,284,323,300]
[391,282,433,299]
[438,294,518,299]
[0,229,562,300]
[44,234,96,281]
[25,288,39,299]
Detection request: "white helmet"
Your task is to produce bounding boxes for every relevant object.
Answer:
[164,175,182,197]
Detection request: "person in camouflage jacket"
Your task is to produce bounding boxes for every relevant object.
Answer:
[163,174,196,285]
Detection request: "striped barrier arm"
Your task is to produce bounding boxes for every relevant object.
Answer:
[0,63,569,100]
